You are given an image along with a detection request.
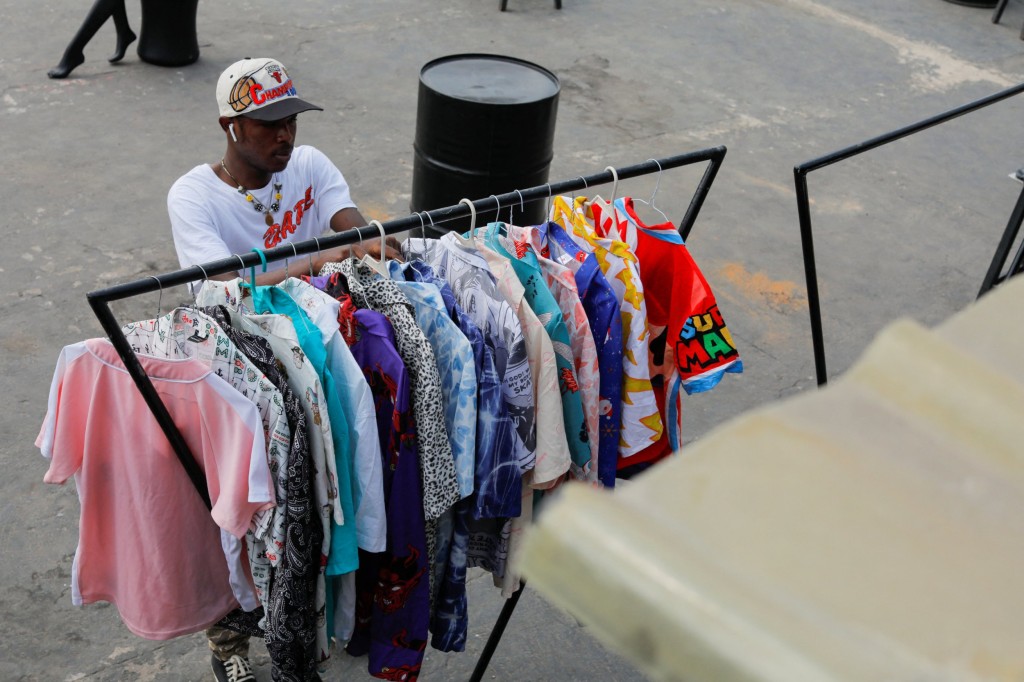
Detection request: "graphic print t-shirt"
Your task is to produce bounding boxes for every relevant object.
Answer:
[169,145,357,276]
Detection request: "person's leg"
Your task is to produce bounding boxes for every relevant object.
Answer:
[207,626,254,682]
[206,625,250,660]
[108,0,136,63]
[47,0,121,78]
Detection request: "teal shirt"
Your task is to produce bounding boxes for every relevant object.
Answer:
[250,284,359,575]
[479,223,591,472]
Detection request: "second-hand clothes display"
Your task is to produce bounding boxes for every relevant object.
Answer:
[37,193,742,682]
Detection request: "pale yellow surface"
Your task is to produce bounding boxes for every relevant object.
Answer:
[519,276,1024,682]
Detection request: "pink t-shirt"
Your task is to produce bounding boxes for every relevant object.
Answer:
[36,339,274,640]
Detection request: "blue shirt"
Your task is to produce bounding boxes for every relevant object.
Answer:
[386,264,478,501]
[540,221,624,488]
[399,260,523,519]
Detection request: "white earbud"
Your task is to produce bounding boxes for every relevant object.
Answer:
[229,123,238,142]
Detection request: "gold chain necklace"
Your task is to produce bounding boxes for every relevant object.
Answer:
[220,158,283,227]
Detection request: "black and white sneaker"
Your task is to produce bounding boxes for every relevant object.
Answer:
[211,654,256,682]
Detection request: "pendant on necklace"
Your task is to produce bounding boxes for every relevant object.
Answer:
[264,212,274,227]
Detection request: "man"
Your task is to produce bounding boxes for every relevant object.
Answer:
[168,56,395,682]
[170,56,397,291]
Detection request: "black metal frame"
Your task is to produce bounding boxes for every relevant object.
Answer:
[992,0,1024,40]
[978,170,1024,296]
[85,146,727,678]
[793,82,1024,387]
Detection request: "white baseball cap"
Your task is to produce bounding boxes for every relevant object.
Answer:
[216,57,323,120]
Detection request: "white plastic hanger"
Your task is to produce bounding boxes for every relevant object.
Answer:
[582,166,620,238]
[361,219,390,277]
[605,165,619,204]
[418,211,439,260]
[454,197,477,246]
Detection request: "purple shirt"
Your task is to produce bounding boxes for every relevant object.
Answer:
[313,273,431,680]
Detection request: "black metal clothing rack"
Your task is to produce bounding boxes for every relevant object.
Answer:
[85,147,727,678]
[793,81,1024,387]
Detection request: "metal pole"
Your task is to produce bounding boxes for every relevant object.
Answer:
[797,82,1024,176]
[679,147,726,241]
[794,169,828,387]
[468,582,527,682]
[86,295,212,510]
[978,181,1024,298]
[89,150,728,303]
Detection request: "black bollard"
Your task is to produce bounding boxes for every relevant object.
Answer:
[137,0,199,67]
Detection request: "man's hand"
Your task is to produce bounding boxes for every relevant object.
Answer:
[309,245,349,275]
[354,235,404,262]
[327,208,405,271]
[307,237,403,277]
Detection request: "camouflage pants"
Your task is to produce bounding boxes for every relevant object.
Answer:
[206,626,250,661]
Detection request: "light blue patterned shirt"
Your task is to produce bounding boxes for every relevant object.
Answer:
[388,263,478,499]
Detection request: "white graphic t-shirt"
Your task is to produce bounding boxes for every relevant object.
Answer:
[169,145,357,278]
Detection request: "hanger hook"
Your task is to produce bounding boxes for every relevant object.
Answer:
[512,189,525,223]
[235,254,256,290]
[489,195,501,226]
[149,276,164,318]
[417,211,427,241]
[251,248,267,273]
[424,211,438,256]
[192,264,209,301]
[287,243,300,280]
[310,237,322,277]
[572,175,588,204]
[545,183,553,217]
[369,220,387,263]
[604,166,619,204]
[647,158,664,205]
[459,198,477,238]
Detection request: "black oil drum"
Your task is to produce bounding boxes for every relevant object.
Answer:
[411,54,560,236]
